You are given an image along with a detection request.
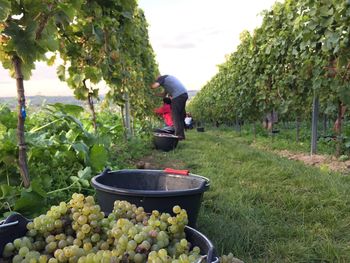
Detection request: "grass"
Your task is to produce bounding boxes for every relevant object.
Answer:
[145,129,350,262]
[233,121,350,157]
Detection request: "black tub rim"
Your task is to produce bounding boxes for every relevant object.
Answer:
[91,169,210,197]
[185,225,219,263]
[153,132,179,138]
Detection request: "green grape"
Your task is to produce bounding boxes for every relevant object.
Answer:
[81,224,91,234]
[134,233,143,244]
[45,241,57,253]
[180,239,188,248]
[76,231,85,240]
[77,256,87,263]
[48,257,58,263]
[66,236,74,245]
[38,255,48,263]
[18,246,29,257]
[173,205,182,214]
[73,238,82,247]
[55,233,66,241]
[90,233,100,243]
[13,238,22,249]
[83,242,93,252]
[54,219,63,229]
[4,242,15,253]
[127,240,137,251]
[27,229,38,237]
[77,215,88,225]
[100,241,109,250]
[12,254,23,263]
[72,212,80,221]
[134,253,144,263]
[58,239,67,249]
[46,235,55,243]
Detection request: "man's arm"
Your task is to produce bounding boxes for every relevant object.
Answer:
[151,82,166,96]
[151,82,160,89]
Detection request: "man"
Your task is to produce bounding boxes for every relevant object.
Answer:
[151,75,188,139]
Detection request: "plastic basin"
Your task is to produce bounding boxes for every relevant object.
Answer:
[91,169,210,227]
[153,133,179,151]
[197,127,205,132]
[0,213,218,263]
[153,126,175,134]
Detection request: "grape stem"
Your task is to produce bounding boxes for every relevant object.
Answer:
[47,181,79,195]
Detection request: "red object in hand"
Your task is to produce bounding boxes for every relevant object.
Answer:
[164,168,189,176]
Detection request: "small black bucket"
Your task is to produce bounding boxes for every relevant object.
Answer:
[197,127,205,132]
[153,126,175,134]
[153,133,179,151]
[91,169,210,227]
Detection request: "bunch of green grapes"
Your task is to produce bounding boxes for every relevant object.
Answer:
[2,194,205,263]
[69,193,108,252]
[112,200,148,223]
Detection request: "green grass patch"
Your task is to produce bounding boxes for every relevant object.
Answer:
[146,129,350,262]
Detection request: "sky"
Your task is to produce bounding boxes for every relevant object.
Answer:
[0,0,278,97]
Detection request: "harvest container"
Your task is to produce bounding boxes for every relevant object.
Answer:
[153,133,179,151]
[0,213,218,263]
[91,169,210,227]
[153,126,175,134]
[197,127,205,132]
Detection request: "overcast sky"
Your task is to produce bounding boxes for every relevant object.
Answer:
[0,0,278,97]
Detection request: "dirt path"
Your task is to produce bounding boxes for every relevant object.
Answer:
[273,149,350,174]
[135,154,186,170]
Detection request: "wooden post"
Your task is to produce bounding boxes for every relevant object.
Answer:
[296,115,300,143]
[87,93,97,133]
[83,80,97,134]
[124,93,131,139]
[310,95,319,155]
[12,55,30,188]
[335,101,344,157]
[253,121,256,139]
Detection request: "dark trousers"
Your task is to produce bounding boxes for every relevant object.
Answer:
[172,93,188,138]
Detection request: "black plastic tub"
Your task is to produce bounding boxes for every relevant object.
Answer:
[197,127,205,132]
[91,169,210,227]
[153,133,179,151]
[0,213,218,263]
[153,126,175,134]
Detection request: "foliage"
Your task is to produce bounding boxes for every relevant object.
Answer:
[0,104,151,219]
[190,1,350,132]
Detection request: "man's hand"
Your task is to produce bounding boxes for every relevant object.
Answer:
[155,92,166,97]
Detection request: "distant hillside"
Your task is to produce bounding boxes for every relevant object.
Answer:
[0,91,198,109]
[187,90,198,99]
[0,96,85,109]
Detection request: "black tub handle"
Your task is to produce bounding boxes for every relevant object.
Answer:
[0,220,19,229]
[100,167,111,177]
[198,178,210,189]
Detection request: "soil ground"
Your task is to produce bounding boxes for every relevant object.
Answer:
[274,150,350,174]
